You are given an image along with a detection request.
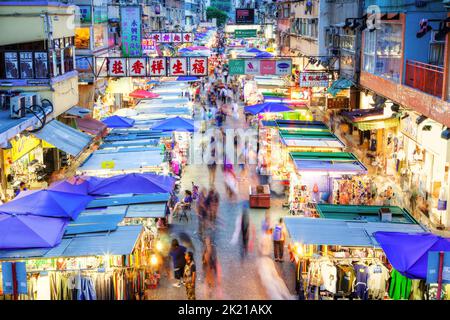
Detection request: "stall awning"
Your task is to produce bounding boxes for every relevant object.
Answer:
[316,204,419,224]
[75,117,107,136]
[33,120,92,156]
[86,193,170,209]
[285,217,427,248]
[65,106,92,118]
[0,225,143,260]
[65,206,127,235]
[290,152,367,174]
[327,77,354,97]
[354,117,400,131]
[342,108,384,122]
[280,130,345,149]
[126,203,167,219]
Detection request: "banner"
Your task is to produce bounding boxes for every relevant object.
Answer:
[236,8,255,24]
[235,29,257,38]
[103,57,209,77]
[327,97,350,109]
[228,59,292,76]
[229,59,245,75]
[299,72,330,87]
[150,32,194,43]
[120,6,142,57]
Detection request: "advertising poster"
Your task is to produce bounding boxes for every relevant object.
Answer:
[120,6,142,57]
[299,72,330,87]
[260,60,276,75]
[229,59,245,75]
[19,52,34,79]
[4,52,19,79]
[34,52,49,78]
[236,8,255,24]
[245,59,260,74]
[275,59,292,75]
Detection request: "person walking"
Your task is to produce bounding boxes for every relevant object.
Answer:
[202,236,218,298]
[196,187,208,239]
[183,251,196,300]
[169,239,187,287]
[273,218,287,262]
[241,208,250,258]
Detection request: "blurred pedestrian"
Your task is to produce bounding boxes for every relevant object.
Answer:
[206,187,220,227]
[273,218,287,262]
[196,187,208,238]
[169,239,187,287]
[202,236,218,298]
[183,251,196,300]
[241,208,250,258]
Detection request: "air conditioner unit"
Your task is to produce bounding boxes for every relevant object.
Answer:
[0,93,14,111]
[21,92,41,109]
[10,95,26,119]
[431,30,445,43]
[378,207,392,222]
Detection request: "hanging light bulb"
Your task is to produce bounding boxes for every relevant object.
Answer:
[150,254,158,266]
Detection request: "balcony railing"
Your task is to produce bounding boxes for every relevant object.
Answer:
[405,60,444,98]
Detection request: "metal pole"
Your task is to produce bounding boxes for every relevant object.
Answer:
[11,262,18,301]
[436,251,444,300]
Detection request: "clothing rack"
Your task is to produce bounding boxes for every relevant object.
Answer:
[26,266,139,274]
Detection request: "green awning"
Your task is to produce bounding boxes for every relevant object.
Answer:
[354,117,399,131]
[290,151,358,162]
[279,129,334,139]
[328,77,354,97]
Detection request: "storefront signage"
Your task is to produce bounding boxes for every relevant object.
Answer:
[427,252,450,284]
[299,72,330,87]
[229,59,245,75]
[1,262,27,295]
[236,8,255,24]
[290,88,310,102]
[101,160,115,169]
[9,135,41,162]
[4,52,19,79]
[78,5,91,23]
[228,59,292,76]
[120,6,142,57]
[327,97,350,109]
[235,29,257,38]
[142,39,156,53]
[150,33,194,43]
[104,57,209,77]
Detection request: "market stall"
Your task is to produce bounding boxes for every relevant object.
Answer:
[287,152,367,211]
[284,216,427,300]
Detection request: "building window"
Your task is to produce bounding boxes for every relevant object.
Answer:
[75,27,91,49]
[283,4,290,18]
[429,41,444,67]
[363,23,402,82]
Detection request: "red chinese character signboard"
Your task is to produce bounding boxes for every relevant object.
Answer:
[169,57,187,76]
[172,33,182,43]
[149,58,166,76]
[108,58,127,76]
[161,33,172,43]
[152,33,161,42]
[182,33,193,43]
[189,57,208,76]
[128,58,146,76]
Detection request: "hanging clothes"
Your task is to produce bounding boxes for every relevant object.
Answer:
[336,264,356,297]
[367,263,390,300]
[353,263,369,300]
[389,268,412,300]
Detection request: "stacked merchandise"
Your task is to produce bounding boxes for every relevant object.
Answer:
[333,177,376,205]
[289,185,317,217]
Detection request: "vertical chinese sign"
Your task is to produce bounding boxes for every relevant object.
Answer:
[120,6,142,57]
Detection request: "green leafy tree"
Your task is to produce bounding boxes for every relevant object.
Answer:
[206,6,229,27]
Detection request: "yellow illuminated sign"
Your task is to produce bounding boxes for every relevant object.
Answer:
[101,160,115,169]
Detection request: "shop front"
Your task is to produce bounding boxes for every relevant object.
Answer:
[398,111,450,225]
[1,134,47,198]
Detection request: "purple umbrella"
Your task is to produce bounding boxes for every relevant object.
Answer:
[244,102,292,115]
[0,213,68,249]
[102,115,135,128]
[88,173,176,196]
[374,231,450,279]
[49,175,105,194]
[0,189,93,220]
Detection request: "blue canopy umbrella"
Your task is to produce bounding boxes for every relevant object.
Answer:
[151,116,197,132]
[247,48,262,53]
[0,189,93,220]
[0,213,68,249]
[49,175,104,194]
[374,232,450,280]
[176,76,199,82]
[179,47,193,53]
[88,173,176,196]
[244,102,292,115]
[255,52,274,58]
[147,79,160,85]
[102,115,135,128]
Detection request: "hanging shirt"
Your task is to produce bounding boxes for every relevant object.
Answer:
[367,263,390,300]
[319,261,337,294]
[389,268,412,300]
[336,265,356,296]
[353,263,369,300]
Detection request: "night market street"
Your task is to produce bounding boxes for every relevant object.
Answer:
[0,0,449,303]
